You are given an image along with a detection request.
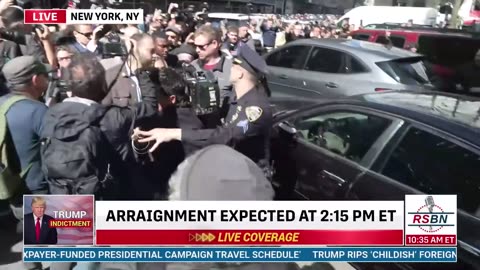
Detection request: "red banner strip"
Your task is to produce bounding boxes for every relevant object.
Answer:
[24,10,67,24]
[96,229,404,246]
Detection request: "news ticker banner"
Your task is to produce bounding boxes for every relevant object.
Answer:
[23,247,457,263]
[23,194,457,247]
[95,200,405,246]
[24,9,144,24]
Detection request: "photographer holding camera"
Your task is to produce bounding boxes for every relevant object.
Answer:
[0,5,56,66]
[133,45,273,176]
[189,25,233,127]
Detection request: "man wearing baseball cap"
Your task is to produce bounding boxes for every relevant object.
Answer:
[1,56,50,195]
[1,55,51,270]
[133,45,273,176]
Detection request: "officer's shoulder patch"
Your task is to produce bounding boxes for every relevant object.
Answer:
[245,106,263,122]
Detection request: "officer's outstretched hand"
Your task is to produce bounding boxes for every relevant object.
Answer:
[133,128,182,153]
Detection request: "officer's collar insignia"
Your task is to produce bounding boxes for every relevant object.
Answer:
[246,106,263,122]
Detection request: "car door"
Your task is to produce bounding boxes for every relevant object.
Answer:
[271,104,398,200]
[347,124,480,270]
[265,45,312,100]
[299,46,372,98]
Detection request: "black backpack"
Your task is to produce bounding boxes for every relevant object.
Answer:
[41,106,113,196]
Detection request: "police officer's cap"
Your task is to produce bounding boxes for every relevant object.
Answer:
[232,45,268,77]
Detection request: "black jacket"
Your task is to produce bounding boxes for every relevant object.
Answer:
[24,214,57,245]
[161,106,204,156]
[41,71,157,194]
[130,106,204,199]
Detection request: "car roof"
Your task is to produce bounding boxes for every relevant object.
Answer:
[286,39,420,61]
[207,13,249,20]
[349,91,480,146]
[353,28,474,38]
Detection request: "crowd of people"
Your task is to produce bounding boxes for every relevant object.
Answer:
[0,1,361,202]
[0,1,290,269]
[0,2,395,270]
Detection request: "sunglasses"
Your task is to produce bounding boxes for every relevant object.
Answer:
[194,41,213,51]
[76,31,93,38]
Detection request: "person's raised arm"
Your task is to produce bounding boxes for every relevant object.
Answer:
[35,25,57,67]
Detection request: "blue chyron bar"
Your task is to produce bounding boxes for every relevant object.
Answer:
[23,247,457,263]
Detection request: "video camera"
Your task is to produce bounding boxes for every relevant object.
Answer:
[101,30,129,59]
[182,63,220,116]
[45,70,70,106]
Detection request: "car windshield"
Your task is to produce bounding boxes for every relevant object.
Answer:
[376,57,430,86]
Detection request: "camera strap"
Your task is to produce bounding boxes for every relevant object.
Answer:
[106,41,133,93]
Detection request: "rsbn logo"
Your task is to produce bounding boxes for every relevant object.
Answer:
[409,196,455,233]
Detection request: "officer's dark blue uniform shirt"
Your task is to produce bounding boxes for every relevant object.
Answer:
[181,88,271,165]
[181,45,272,165]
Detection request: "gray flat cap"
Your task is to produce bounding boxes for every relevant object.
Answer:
[169,144,274,201]
[2,56,52,86]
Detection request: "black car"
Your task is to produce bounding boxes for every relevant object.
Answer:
[270,91,480,270]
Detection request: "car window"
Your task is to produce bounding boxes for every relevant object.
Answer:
[305,47,347,73]
[381,127,480,215]
[376,58,430,85]
[376,35,406,48]
[294,111,391,163]
[349,56,368,73]
[265,45,310,69]
[352,34,370,41]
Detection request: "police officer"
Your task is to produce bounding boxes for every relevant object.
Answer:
[133,45,272,172]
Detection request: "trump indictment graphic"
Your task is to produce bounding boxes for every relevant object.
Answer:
[24,195,94,246]
[405,195,457,246]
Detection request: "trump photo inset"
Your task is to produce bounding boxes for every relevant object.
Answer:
[24,196,58,245]
[23,195,94,246]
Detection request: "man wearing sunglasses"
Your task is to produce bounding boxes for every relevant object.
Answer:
[71,24,101,53]
[189,25,233,127]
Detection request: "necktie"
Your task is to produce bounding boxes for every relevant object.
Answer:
[35,217,40,242]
